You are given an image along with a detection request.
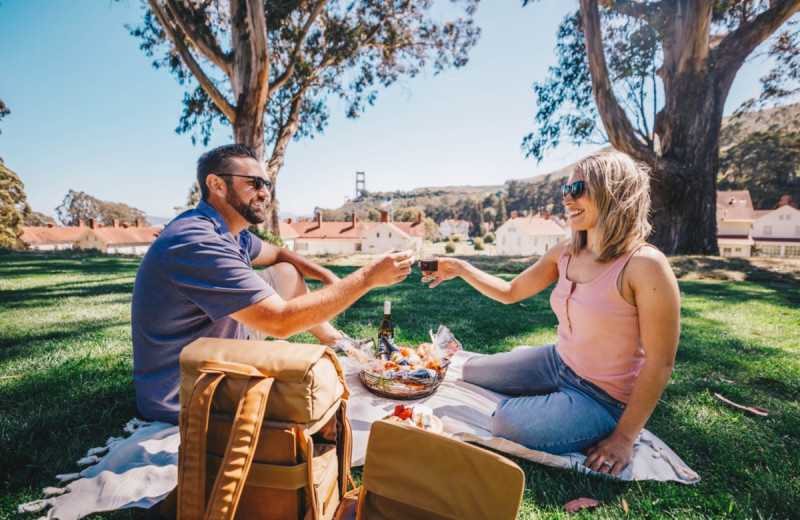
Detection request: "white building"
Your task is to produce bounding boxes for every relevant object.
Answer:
[17,223,85,251]
[281,212,425,255]
[75,219,161,255]
[752,203,800,257]
[495,215,569,256]
[438,219,470,239]
[717,190,756,257]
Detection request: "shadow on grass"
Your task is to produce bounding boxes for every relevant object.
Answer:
[0,316,131,364]
[0,279,135,309]
[0,352,139,493]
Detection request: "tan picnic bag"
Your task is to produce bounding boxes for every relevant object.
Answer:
[177,337,352,520]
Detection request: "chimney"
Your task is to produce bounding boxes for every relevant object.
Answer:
[47,222,55,228]
[417,212,422,224]
[136,218,142,228]
[542,211,550,220]
[78,219,85,228]
[287,217,293,224]
[122,222,130,228]
[351,212,357,226]
[380,210,388,223]
[778,195,790,208]
[113,219,119,228]
[98,223,105,228]
[89,218,96,229]
[316,212,322,227]
[510,210,518,219]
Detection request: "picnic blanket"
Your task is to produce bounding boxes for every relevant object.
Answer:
[20,350,699,519]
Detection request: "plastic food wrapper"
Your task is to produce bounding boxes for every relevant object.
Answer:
[339,325,462,382]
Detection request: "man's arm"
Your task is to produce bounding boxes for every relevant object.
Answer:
[253,241,339,285]
[232,250,414,338]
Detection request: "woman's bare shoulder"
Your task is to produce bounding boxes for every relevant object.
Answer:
[627,244,675,283]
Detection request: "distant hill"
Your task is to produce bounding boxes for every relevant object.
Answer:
[720,103,800,150]
[324,104,799,221]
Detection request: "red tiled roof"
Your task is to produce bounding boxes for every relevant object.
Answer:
[83,226,162,245]
[278,222,299,238]
[20,226,86,244]
[280,220,424,240]
[717,190,755,221]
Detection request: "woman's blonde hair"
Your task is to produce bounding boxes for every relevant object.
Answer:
[568,150,652,262]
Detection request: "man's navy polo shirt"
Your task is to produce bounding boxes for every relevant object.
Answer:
[131,200,275,423]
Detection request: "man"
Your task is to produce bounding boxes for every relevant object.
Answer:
[131,144,413,424]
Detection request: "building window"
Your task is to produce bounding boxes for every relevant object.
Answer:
[296,243,308,251]
[734,247,741,253]
[389,232,392,238]
[785,245,800,257]
[377,232,380,238]
[763,225,772,235]
[760,244,781,256]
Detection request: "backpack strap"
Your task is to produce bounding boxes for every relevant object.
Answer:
[178,370,225,520]
[178,360,275,520]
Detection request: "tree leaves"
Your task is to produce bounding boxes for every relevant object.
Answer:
[55,190,149,227]
[0,157,30,248]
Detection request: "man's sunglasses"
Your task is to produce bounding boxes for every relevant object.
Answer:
[561,180,586,200]
[217,174,272,191]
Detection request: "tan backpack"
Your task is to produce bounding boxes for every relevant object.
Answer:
[177,338,352,520]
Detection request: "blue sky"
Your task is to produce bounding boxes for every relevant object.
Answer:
[0,1,774,220]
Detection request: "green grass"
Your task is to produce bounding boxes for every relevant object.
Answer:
[1,250,798,519]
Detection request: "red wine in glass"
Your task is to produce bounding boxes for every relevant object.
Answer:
[419,258,438,276]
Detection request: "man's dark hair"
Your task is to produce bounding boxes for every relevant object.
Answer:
[197,144,259,200]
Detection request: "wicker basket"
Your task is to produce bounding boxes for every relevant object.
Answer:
[359,367,447,400]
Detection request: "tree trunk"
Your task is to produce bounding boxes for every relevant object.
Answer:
[649,69,725,255]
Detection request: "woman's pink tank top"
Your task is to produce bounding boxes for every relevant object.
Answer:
[549,245,650,403]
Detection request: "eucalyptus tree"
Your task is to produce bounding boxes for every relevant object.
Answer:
[130,0,480,231]
[56,190,149,227]
[0,157,30,248]
[523,1,800,254]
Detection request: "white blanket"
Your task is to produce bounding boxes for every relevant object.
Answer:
[20,351,698,519]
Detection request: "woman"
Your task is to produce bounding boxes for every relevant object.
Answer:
[423,150,680,475]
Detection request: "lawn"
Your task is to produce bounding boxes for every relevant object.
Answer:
[1,249,798,519]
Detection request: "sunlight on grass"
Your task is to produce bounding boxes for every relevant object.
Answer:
[0,250,798,519]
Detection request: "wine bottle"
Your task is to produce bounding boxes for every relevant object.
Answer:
[378,301,394,341]
[381,336,408,366]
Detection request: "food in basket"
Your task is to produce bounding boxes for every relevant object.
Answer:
[384,404,442,433]
[341,325,462,399]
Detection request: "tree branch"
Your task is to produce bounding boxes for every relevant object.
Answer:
[675,1,713,74]
[713,0,800,76]
[580,0,655,162]
[266,89,306,178]
[268,0,330,97]
[598,0,661,23]
[164,0,231,75]
[148,0,237,121]
[245,0,270,111]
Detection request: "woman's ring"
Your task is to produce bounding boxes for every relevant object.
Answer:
[602,461,613,468]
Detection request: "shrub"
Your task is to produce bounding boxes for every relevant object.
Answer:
[444,241,456,254]
[473,237,484,251]
[483,232,495,244]
[249,227,285,247]
[450,235,461,243]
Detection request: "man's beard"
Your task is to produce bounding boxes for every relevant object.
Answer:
[226,189,267,225]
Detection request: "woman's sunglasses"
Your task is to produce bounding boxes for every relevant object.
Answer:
[560,180,586,200]
[217,174,272,191]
